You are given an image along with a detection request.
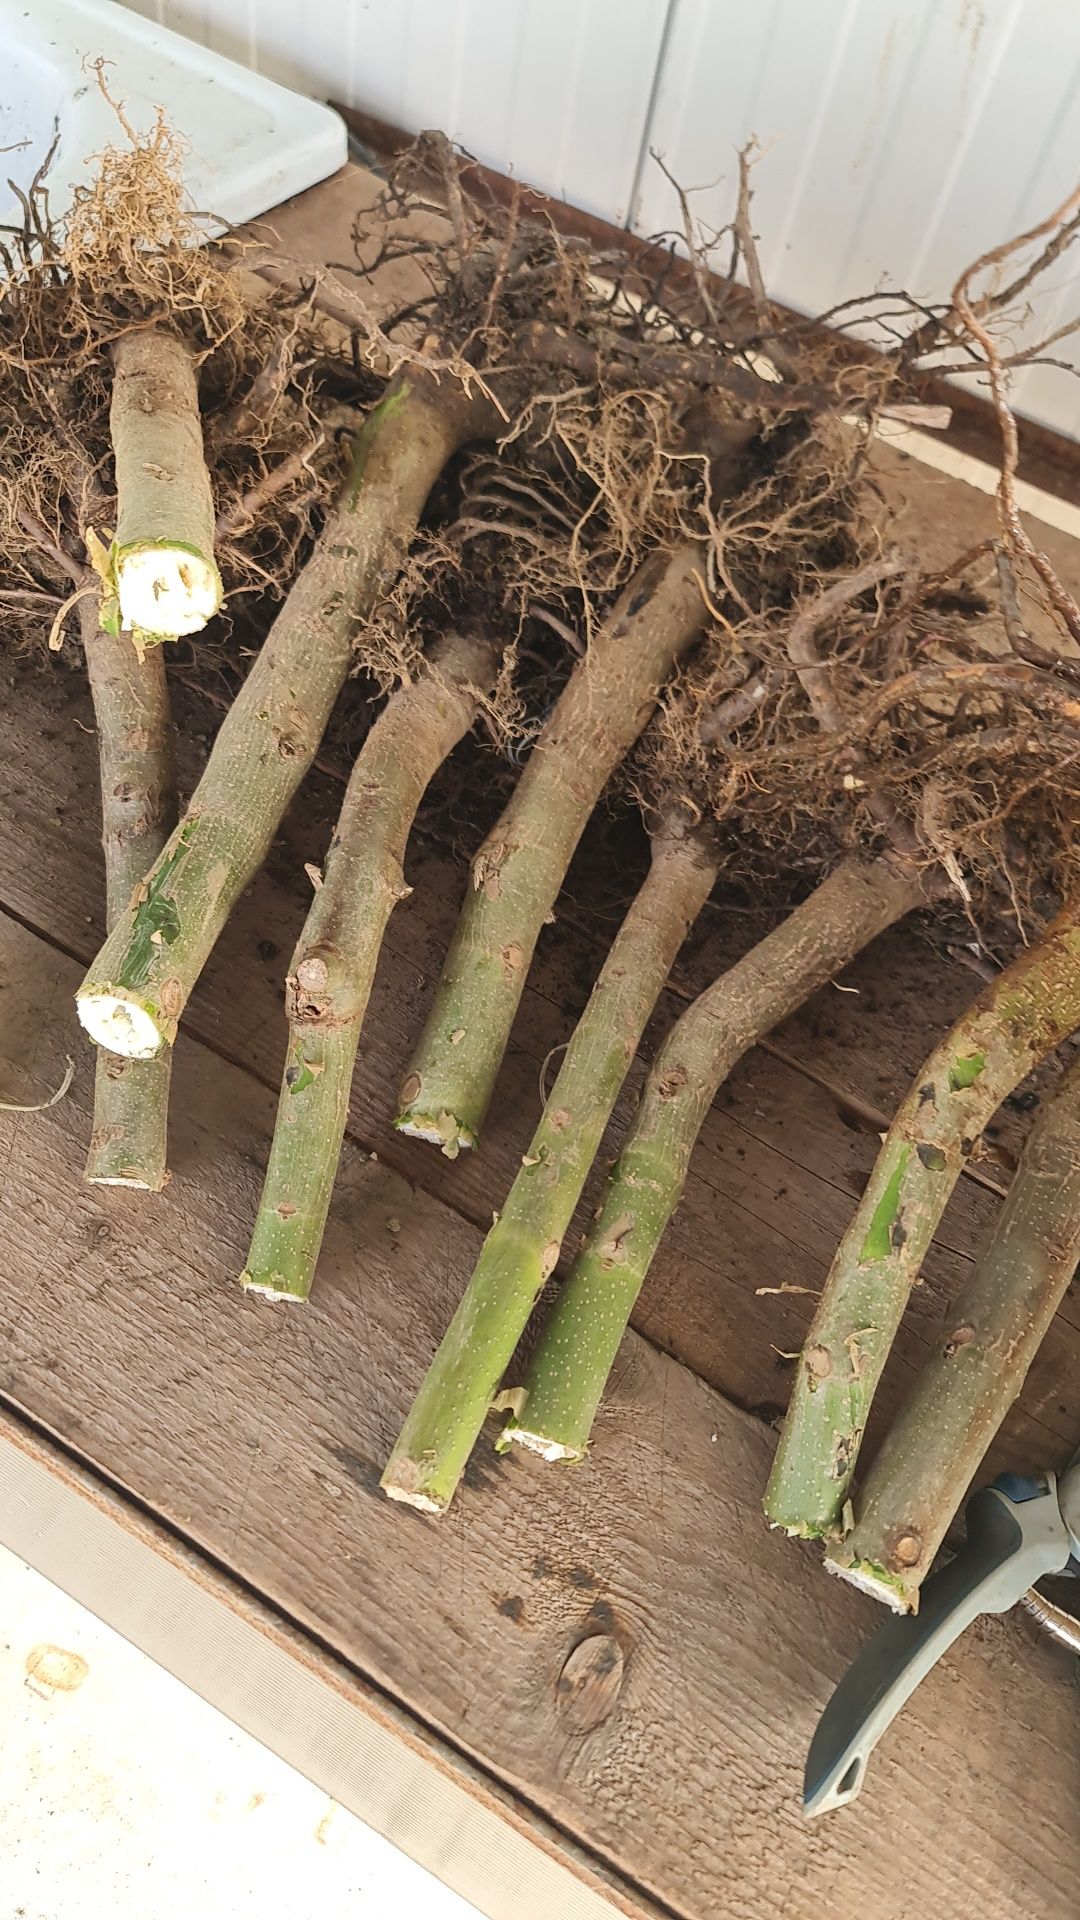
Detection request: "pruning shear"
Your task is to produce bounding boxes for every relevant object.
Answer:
[804,1449,1080,1817]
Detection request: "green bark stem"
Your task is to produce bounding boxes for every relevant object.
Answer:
[380,813,721,1511]
[108,328,222,642]
[75,371,486,1059]
[765,899,1080,1542]
[80,595,178,1189]
[827,1047,1080,1611]
[395,545,710,1155]
[241,629,499,1301]
[506,856,924,1463]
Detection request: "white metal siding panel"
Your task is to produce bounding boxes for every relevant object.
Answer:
[124,0,673,225]
[635,0,1080,437]
[118,0,1080,436]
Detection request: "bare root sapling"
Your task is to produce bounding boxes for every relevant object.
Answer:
[381,805,721,1511]
[80,592,178,1188]
[765,903,1080,1541]
[826,1048,1080,1609]
[242,628,501,1302]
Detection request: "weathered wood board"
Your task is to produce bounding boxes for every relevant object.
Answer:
[0,910,1076,1920]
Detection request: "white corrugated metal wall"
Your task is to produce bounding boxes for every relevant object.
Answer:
[121,0,1080,437]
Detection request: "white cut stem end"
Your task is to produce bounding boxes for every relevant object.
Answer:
[117,547,221,639]
[76,992,163,1060]
[394,1116,475,1155]
[382,1482,446,1515]
[239,1275,306,1303]
[87,1172,159,1190]
[826,1555,911,1614]
[505,1427,580,1463]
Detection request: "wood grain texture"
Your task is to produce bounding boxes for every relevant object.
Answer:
[0,909,1077,1920]
[3,662,1078,1494]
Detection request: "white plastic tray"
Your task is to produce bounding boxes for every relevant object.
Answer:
[0,0,346,232]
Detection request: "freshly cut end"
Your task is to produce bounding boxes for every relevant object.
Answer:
[503,1425,579,1463]
[393,1108,475,1157]
[116,542,222,640]
[86,1164,165,1190]
[766,1513,822,1541]
[239,1270,309,1303]
[827,1555,910,1614]
[76,988,164,1059]
[91,1171,160,1190]
[380,1466,448,1515]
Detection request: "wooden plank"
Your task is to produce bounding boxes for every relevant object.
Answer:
[0,908,1077,1920]
[0,1412,644,1920]
[4,662,1078,1486]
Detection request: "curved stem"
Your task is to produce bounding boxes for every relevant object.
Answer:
[76,371,487,1059]
[394,545,710,1154]
[109,328,222,642]
[507,856,924,1464]
[80,595,177,1189]
[828,1048,1080,1610]
[242,630,499,1301]
[381,814,720,1511]
[765,899,1080,1541]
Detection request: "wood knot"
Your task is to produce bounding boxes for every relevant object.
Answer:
[657,1064,688,1099]
[500,942,525,976]
[540,1240,561,1282]
[158,977,183,1018]
[888,1529,923,1569]
[399,1071,422,1108]
[806,1344,832,1381]
[295,956,329,992]
[555,1634,624,1732]
[943,1323,975,1359]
